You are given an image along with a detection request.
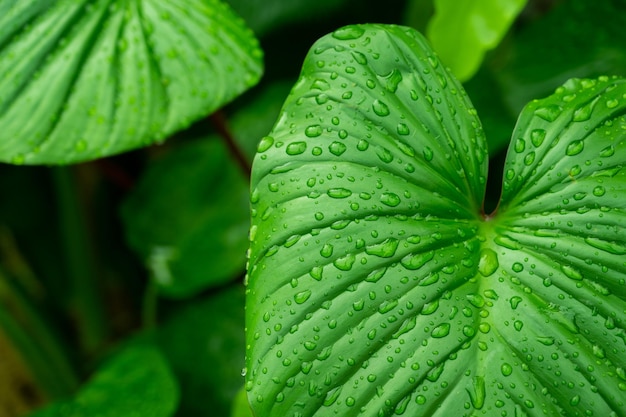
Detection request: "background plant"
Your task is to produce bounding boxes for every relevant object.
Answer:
[0,0,625,416]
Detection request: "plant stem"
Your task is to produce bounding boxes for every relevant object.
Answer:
[209,111,252,178]
[53,166,106,357]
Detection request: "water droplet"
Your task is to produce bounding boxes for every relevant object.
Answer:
[510,296,522,309]
[351,51,367,65]
[423,146,433,161]
[314,212,324,221]
[467,376,485,409]
[606,98,619,108]
[584,237,626,255]
[356,139,369,151]
[565,140,584,156]
[310,266,323,280]
[536,336,554,345]
[286,141,307,155]
[323,385,342,406]
[600,144,615,157]
[478,248,499,277]
[380,192,400,207]
[534,104,562,122]
[426,363,444,382]
[305,125,323,138]
[396,123,410,135]
[466,294,485,308]
[401,251,434,270]
[304,341,317,351]
[257,136,274,152]
[311,78,330,91]
[572,99,597,122]
[320,243,334,258]
[381,68,403,93]
[334,253,356,271]
[514,320,524,331]
[530,129,546,147]
[593,185,606,196]
[332,26,365,40]
[501,363,513,376]
[512,262,524,273]
[372,99,390,116]
[569,394,581,406]
[327,188,352,199]
[524,151,536,166]
[365,238,399,258]
[431,323,450,338]
[353,299,365,311]
[294,290,312,304]
[329,141,347,156]
[561,264,582,280]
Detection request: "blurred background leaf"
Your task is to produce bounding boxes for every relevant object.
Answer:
[27,345,179,417]
[121,139,249,298]
[156,285,245,417]
[426,0,527,81]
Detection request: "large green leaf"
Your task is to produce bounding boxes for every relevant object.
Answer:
[426,0,527,82]
[28,345,179,417]
[245,24,626,416]
[0,0,262,165]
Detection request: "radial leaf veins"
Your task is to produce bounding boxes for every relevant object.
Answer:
[246,24,626,417]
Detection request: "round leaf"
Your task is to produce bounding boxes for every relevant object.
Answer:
[0,0,262,164]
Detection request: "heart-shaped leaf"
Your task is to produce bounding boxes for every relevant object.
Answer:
[245,24,626,416]
[0,0,262,165]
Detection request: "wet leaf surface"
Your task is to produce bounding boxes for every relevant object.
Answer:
[0,0,262,164]
[246,24,626,417]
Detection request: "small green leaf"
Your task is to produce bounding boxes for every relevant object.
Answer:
[427,0,527,81]
[0,0,262,165]
[28,345,178,417]
[246,24,626,417]
[121,139,249,298]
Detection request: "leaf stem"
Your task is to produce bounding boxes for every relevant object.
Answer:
[53,166,107,357]
[209,111,252,179]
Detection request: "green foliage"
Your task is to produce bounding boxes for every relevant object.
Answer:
[0,0,262,164]
[1,1,625,417]
[121,139,249,297]
[427,0,527,81]
[29,345,179,417]
[246,24,626,416]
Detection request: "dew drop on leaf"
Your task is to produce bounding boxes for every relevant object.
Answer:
[327,188,352,199]
[294,289,312,304]
[467,376,485,409]
[561,264,583,280]
[332,26,365,40]
[478,248,499,277]
[334,253,356,271]
[329,141,347,156]
[380,192,401,207]
[372,99,390,116]
[501,363,513,376]
[534,104,562,121]
[305,125,323,138]
[365,238,399,258]
[257,136,274,152]
[530,129,546,147]
[565,140,584,156]
[431,323,451,338]
[286,141,307,155]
